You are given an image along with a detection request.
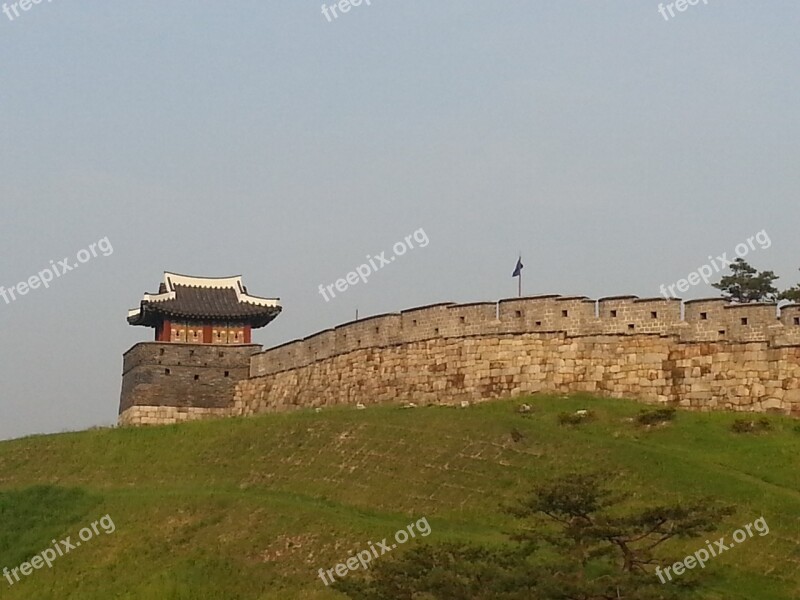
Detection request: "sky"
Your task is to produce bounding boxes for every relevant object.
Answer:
[0,1,798,440]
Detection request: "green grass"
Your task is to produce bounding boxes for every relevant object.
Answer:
[0,395,799,599]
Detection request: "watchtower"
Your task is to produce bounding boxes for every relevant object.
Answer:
[119,272,281,425]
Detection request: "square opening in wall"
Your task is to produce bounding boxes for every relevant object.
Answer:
[515,310,522,318]
[562,310,569,317]
[610,310,617,318]
[535,321,542,326]
[224,371,230,377]
[700,312,708,320]
[651,311,658,319]
[164,368,170,375]
[718,330,726,336]
[795,317,800,326]
[741,317,749,325]
[459,316,465,324]
[194,374,199,381]
[628,324,635,330]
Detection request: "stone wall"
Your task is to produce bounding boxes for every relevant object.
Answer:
[118,342,262,425]
[236,296,800,417]
[118,296,800,426]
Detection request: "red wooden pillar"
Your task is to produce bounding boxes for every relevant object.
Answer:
[244,325,252,344]
[157,320,172,342]
[203,325,213,344]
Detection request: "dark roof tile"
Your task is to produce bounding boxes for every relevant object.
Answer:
[128,274,281,329]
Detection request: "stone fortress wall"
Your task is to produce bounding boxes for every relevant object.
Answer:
[234,296,800,417]
[120,295,800,425]
[119,342,261,425]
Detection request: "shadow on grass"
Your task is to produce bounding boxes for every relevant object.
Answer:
[0,485,101,567]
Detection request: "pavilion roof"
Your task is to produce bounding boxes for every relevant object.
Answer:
[127,273,281,328]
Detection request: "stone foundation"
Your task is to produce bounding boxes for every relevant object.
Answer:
[118,405,233,426]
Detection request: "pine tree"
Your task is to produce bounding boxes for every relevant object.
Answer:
[779,269,800,303]
[712,258,779,303]
[335,473,734,600]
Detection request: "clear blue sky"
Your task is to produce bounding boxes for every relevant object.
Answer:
[1,1,798,440]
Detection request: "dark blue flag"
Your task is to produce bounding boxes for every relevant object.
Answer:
[512,257,523,277]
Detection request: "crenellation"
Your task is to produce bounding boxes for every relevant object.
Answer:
[444,302,498,337]
[683,298,730,342]
[400,303,455,342]
[248,298,800,374]
[631,297,682,334]
[723,303,779,342]
[779,304,800,327]
[775,305,800,347]
[597,296,652,335]
[256,338,305,376]
[497,295,567,333]
[303,328,336,364]
[337,313,401,354]
[334,320,362,356]
[555,296,596,336]
[598,296,682,335]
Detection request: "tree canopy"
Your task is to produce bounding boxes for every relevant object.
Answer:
[334,473,734,600]
[711,258,779,303]
[779,269,800,303]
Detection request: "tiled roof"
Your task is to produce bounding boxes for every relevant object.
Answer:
[127,273,281,329]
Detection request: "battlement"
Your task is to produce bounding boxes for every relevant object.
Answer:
[122,341,263,375]
[250,296,794,377]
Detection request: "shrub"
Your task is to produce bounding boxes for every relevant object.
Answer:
[635,407,677,426]
[558,410,594,426]
[731,418,772,434]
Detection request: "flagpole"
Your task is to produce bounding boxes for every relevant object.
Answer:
[512,254,523,297]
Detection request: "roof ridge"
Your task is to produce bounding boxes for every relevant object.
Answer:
[128,273,282,329]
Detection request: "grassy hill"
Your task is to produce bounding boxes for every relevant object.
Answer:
[0,395,799,599]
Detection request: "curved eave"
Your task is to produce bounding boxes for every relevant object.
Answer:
[127,304,282,329]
